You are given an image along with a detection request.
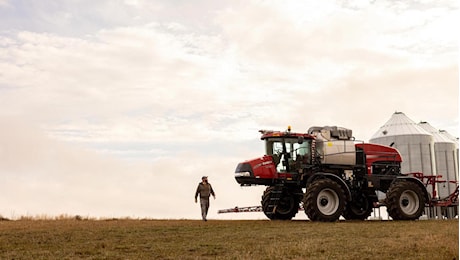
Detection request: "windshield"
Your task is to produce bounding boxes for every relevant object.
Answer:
[265,137,312,172]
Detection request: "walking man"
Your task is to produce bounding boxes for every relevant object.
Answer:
[195,176,216,221]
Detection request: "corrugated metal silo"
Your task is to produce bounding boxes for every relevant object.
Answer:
[369,112,435,175]
[419,122,457,199]
[439,130,459,186]
[439,130,459,179]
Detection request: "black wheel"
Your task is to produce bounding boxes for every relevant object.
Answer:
[261,186,299,220]
[303,179,346,222]
[342,193,373,220]
[385,181,425,220]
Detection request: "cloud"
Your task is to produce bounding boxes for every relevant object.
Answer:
[0,22,284,148]
[290,64,459,140]
[0,117,267,219]
[0,0,9,7]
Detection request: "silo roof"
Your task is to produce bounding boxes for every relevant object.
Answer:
[439,130,459,144]
[371,112,431,139]
[418,121,455,144]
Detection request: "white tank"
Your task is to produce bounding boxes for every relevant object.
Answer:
[369,112,435,175]
[419,122,458,199]
[308,126,356,165]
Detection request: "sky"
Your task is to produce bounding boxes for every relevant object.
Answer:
[0,0,458,220]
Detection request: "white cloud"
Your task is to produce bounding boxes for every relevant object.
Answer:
[0,117,265,219]
[0,0,9,7]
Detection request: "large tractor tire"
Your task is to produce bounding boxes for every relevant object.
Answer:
[261,186,299,220]
[303,179,346,222]
[342,193,373,220]
[385,181,425,220]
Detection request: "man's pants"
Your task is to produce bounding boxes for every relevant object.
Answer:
[200,197,210,220]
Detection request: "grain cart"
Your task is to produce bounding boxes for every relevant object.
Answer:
[234,126,430,221]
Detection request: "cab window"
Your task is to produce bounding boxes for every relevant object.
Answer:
[265,137,311,172]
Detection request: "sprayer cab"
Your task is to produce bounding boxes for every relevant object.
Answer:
[234,127,315,185]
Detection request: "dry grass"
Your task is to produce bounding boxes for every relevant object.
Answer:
[0,219,458,259]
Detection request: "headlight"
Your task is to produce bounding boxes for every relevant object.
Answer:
[235,171,251,177]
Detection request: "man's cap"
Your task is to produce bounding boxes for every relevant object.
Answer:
[202,176,208,179]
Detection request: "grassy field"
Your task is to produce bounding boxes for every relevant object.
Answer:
[0,218,458,259]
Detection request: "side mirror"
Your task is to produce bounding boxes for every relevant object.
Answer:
[298,136,304,144]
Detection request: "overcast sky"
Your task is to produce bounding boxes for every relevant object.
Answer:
[0,0,458,220]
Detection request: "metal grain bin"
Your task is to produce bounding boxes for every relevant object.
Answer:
[419,122,457,199]
[369,112,435,175]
